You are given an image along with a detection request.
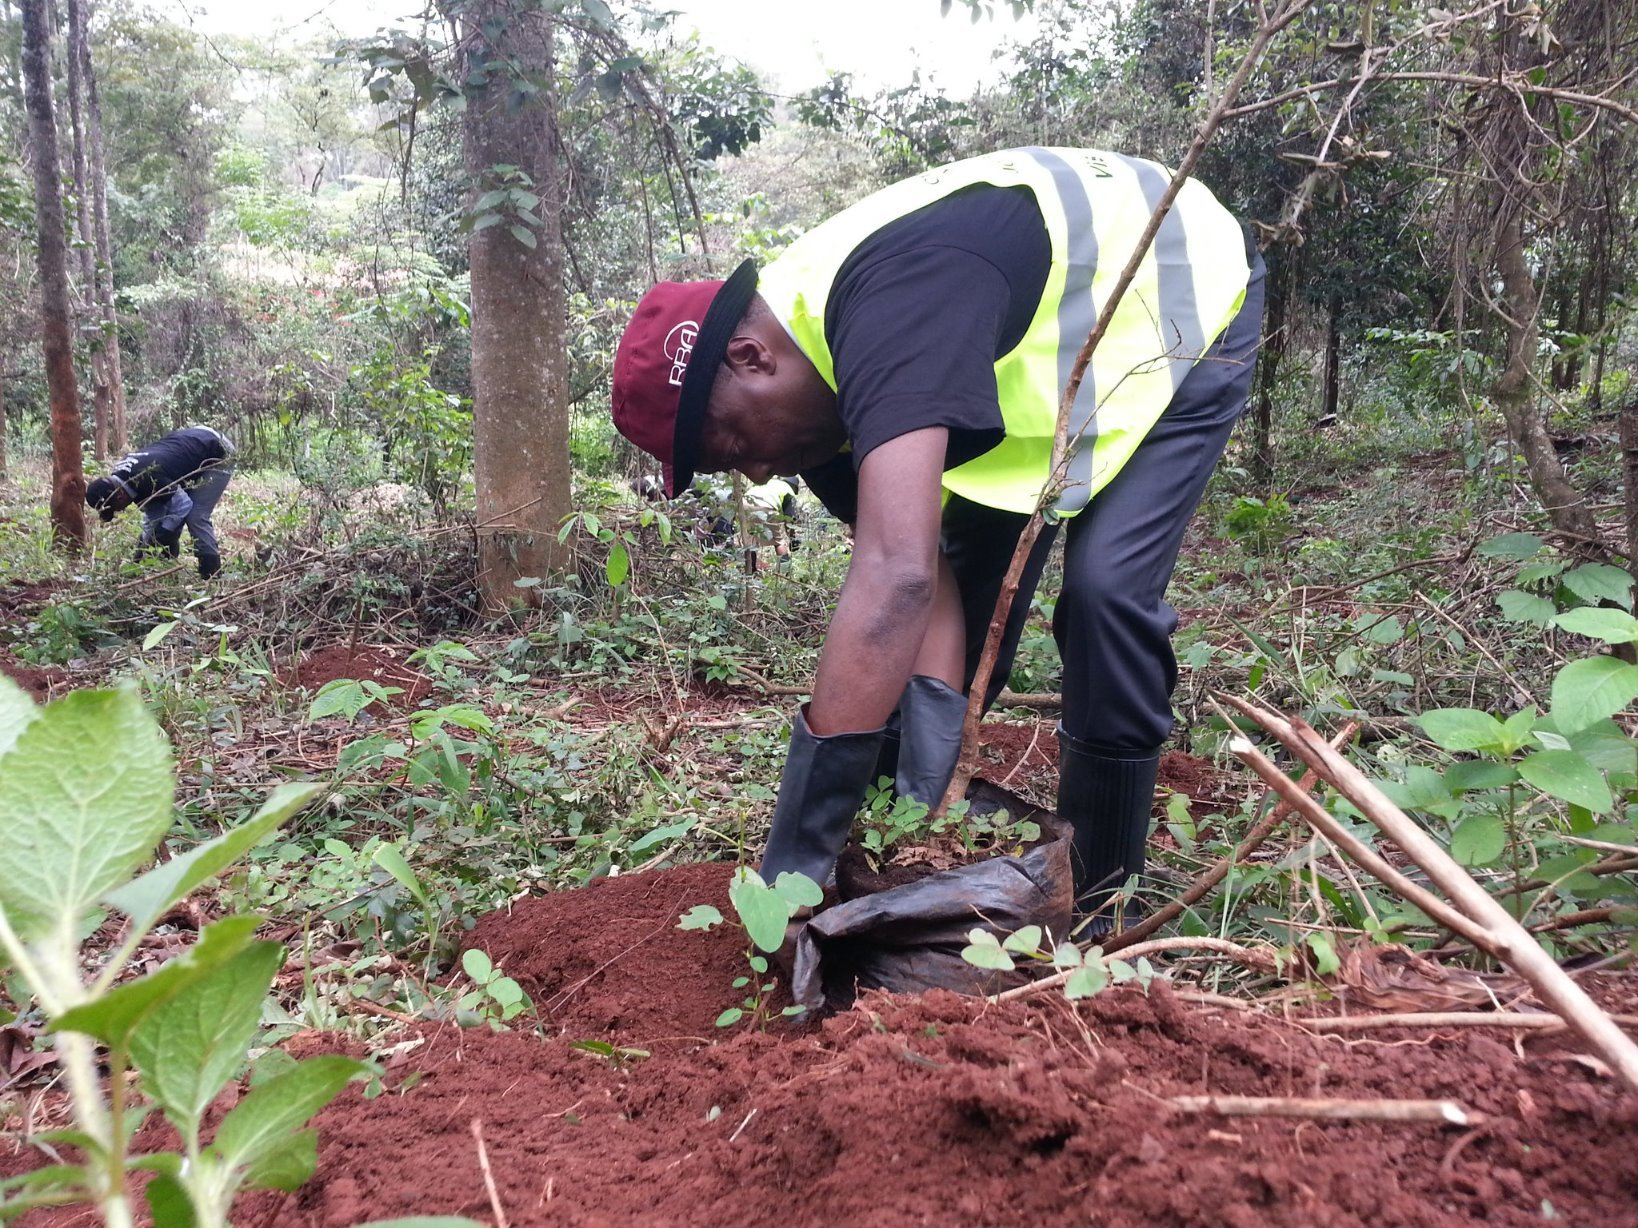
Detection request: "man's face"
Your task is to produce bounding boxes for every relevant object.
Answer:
[695,357,845,486]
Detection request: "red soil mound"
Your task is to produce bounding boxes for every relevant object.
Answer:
[284,643,432,709]
[269,864,1638,1228]
[11,864,1638,1226]
[0,651,66,702]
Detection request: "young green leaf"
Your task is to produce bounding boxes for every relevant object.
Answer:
[0,686,174,944]
[1416,708,1506,753]
[373,844,432,914]
[0,673,38,759]
[728,870,790,954]
[1449,814,1507,866]
[630,818,694,854]
[1001,925,1043,955]
[210,1055,370,1177]
[770,872,823,910]
[240,1128,319,1192]
[1478,532,1543,560]
[1551,607,1638,645]
[144,1172,199,1228]
[960,929,1015,972]
[105,783,320,936]
[677,904,724,931]
[461,948,494,984]
[1064,961,1108,999]
[54,916,261,1048]
[1561,564,1634,610]
[714,1007,745,1028]
[1518,750,1613,814]
[605,541,630,587]
[1496,590,1555,625]
[128,940,284,1138]
[1550,657,1638,736]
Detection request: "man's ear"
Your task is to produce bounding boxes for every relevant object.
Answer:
[722,332,775,376]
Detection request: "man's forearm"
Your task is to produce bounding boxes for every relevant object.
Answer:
[806,563,934,735]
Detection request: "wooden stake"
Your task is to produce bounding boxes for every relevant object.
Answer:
[1220,694,1638,1095]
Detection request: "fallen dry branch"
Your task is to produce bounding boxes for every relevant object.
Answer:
[1208,705,1494,951]
[1169,1094,1478,1126]
[1220,694,1638,1094]
[1299,1010,1638,1033]
[470,1119,511,1228]
[1105,722,1358,953]
[989,936,1278,1005]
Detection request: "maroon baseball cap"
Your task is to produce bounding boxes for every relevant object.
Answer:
[611,258,759,496]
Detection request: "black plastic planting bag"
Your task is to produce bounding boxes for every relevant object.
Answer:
[790,780,1074,1010]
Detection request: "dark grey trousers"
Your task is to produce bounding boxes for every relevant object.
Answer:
[140,463,233,570]
[944,256,1266,752]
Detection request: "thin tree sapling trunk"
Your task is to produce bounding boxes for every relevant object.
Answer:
[82,0,124,455]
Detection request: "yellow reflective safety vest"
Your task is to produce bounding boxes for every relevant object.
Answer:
[756,147,1251,516]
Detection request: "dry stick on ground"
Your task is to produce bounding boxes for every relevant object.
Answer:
[1205,701,1495,950]
[1169,1095,1479,1126]
[1104,722,1359,953]
[989,936,1278,1005]
[937,0,1316,814]
[1298,1010,1638,1033]
[1221,694,1638,1094]
[469,1119,510,1228]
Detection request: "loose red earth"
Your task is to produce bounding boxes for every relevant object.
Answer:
[284,643,434,709]
[6,862,1638,1224]
[0,651,66,702]
[227,862,1638,1227]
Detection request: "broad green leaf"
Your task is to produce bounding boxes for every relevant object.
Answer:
[306,678,370,721]
[0,673,40,759]
[771,872,823,910]
[0,687,173,942]
[1360,615,1403,646]
[1478,532,1544,560]
[605,542,630,587]
[1496,590,1554,624]
[1305,933,1341,975]
[1443,762,1516,793]
[142,621,179,651]
[1449,814,1507,866]
[54,917,261,1048]
[1417,708,1506,753]
[677,904,724,931]
[1552,607,1638,645]
[461,948,493,983]
[960,929,1015,971]
[1064,961,1108,999]
[129,941,284,1137]
[241,1128,318,1192]
[727,869,789,953]
[714,1007,744,1027]
[373,844,429,910]
[1562,564,1634,610]
[629,819,693,854]
[1565,722,1638,785]
[1518,751,1612,814]
[105,784,320,936]
[144,1173,197,1228]
[210,1055,369,1175]
[1002,925,1043,955]
[1550,657,1638,736]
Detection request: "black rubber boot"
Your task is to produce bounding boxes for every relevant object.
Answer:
[894,675,968,807]
[197,550,222,580]
[1056,727,1160,937]
[760,705,886,887]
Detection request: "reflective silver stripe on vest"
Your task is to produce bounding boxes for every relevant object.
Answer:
[1116,154,1204,396]
[1022,147,1099,514]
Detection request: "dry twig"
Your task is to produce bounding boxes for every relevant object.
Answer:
[1169,1094,1478,1126]
[470,1118,510,1228]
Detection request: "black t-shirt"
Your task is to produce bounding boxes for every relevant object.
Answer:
[799,184,1051,525]
[110,427,232,503]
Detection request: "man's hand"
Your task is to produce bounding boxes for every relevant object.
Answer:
[806,427,949,735]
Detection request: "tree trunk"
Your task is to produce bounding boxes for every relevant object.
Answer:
[1622,400,1638,605]
[1319,300,1340,426]
[0,369,8,482]
[64,0,104,461]
[22,0,86,549]
[454,0,571,608]
[82,0,123,455]
[1248,255,1287,492]
[1493,209,1603,553]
